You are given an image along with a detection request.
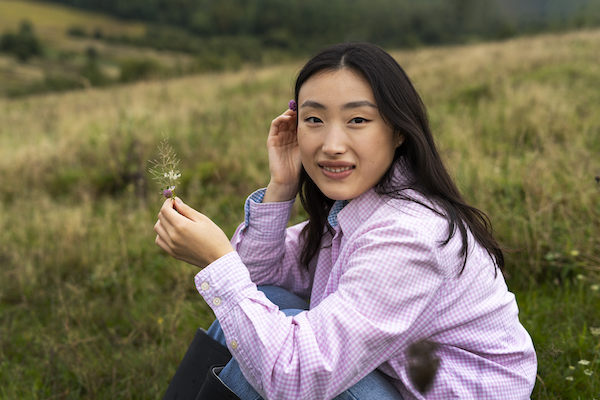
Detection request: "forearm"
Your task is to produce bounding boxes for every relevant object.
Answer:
[231,189,311,295]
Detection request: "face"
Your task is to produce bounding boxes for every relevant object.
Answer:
[297,69,401,201]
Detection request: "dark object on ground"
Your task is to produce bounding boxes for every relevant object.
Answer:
[407,340,440,394]
[195,366,241,400]
[162,328,232,400]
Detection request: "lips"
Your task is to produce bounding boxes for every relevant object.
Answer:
[318,161,355,179]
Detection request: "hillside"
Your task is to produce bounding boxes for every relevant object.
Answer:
[1,28,599,399]
[3,0,600,99]
[0,0,145,38]
[0,0,196,97]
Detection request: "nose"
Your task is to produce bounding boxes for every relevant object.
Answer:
[321,125,347,156]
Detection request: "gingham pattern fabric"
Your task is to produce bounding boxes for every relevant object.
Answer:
[328,199,350,228]
[195,181,537,400]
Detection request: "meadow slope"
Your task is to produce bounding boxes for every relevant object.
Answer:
[0,0,197,97]
[0,29,599,398]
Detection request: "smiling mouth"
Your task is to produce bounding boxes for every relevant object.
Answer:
[321,166,354,173]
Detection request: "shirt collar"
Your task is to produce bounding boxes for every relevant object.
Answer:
[327,200,350,228]
[336,189,383,235]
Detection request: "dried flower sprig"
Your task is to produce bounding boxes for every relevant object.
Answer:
[148,138,181,198]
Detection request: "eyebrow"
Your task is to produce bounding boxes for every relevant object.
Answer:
[300,100,377,110]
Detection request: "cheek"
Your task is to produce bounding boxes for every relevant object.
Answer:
[297,130,313,158]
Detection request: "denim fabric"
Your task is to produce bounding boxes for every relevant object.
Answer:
[206,286,403,400]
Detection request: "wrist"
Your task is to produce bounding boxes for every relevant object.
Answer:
[264,181,298,203]
[209,246,235,267]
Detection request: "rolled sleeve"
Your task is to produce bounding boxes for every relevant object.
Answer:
[241,188,295,241]
[245,200,294,242]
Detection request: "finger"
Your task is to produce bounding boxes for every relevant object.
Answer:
[286,110,298,131]
[156,201,183,245]
[159,198,190,228]
[283,109,298,131]
[267,123,296,147]
[172,197,203,222]
[155,233,174,256]
[154,219,179,255]
[159,197,176,218]
[156,207,174,233]
[270,112,295,132]
[154,219,169,243]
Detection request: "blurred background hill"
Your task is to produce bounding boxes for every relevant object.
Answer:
[2,0,600,97]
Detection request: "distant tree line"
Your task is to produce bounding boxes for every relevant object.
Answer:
[36,0,515,52]
[34,0,600,61]
[40,0,600,52]
[5,0,600,97]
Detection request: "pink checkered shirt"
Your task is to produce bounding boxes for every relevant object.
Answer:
[195,184,537,399]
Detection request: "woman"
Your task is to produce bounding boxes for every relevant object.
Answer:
[155,42,537,399]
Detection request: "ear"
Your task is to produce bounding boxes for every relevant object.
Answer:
[395,132,405,148]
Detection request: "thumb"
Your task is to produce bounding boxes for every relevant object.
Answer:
[172,197,195,219]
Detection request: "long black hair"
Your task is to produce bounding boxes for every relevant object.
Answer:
[295,42,504,274]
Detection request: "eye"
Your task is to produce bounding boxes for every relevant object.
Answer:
[350,117,369,124]
[305,116,323,124]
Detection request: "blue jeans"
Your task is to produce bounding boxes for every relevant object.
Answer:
[206,286,404,400]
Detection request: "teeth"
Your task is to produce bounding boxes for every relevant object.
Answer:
[323,166,353,173]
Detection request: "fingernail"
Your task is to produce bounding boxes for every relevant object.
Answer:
[175,197,183,204]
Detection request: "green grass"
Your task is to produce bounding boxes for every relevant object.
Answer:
[519,280,600,398]
[0,28,599,398]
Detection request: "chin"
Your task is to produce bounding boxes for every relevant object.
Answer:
[320,189,355,201]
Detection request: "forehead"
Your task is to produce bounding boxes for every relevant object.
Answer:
[298,69,375,104]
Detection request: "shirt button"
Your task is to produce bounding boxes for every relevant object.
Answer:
[212,297,222,306]
[231,340,238,350]
[200,281,210,291]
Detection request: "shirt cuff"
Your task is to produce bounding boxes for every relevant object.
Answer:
[194,251,256,320]
[244,188,267,228]
[243,188,295,241]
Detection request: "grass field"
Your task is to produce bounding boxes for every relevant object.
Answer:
[0,26,599,399]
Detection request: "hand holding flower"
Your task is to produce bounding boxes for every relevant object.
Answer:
[154,197,234,269]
